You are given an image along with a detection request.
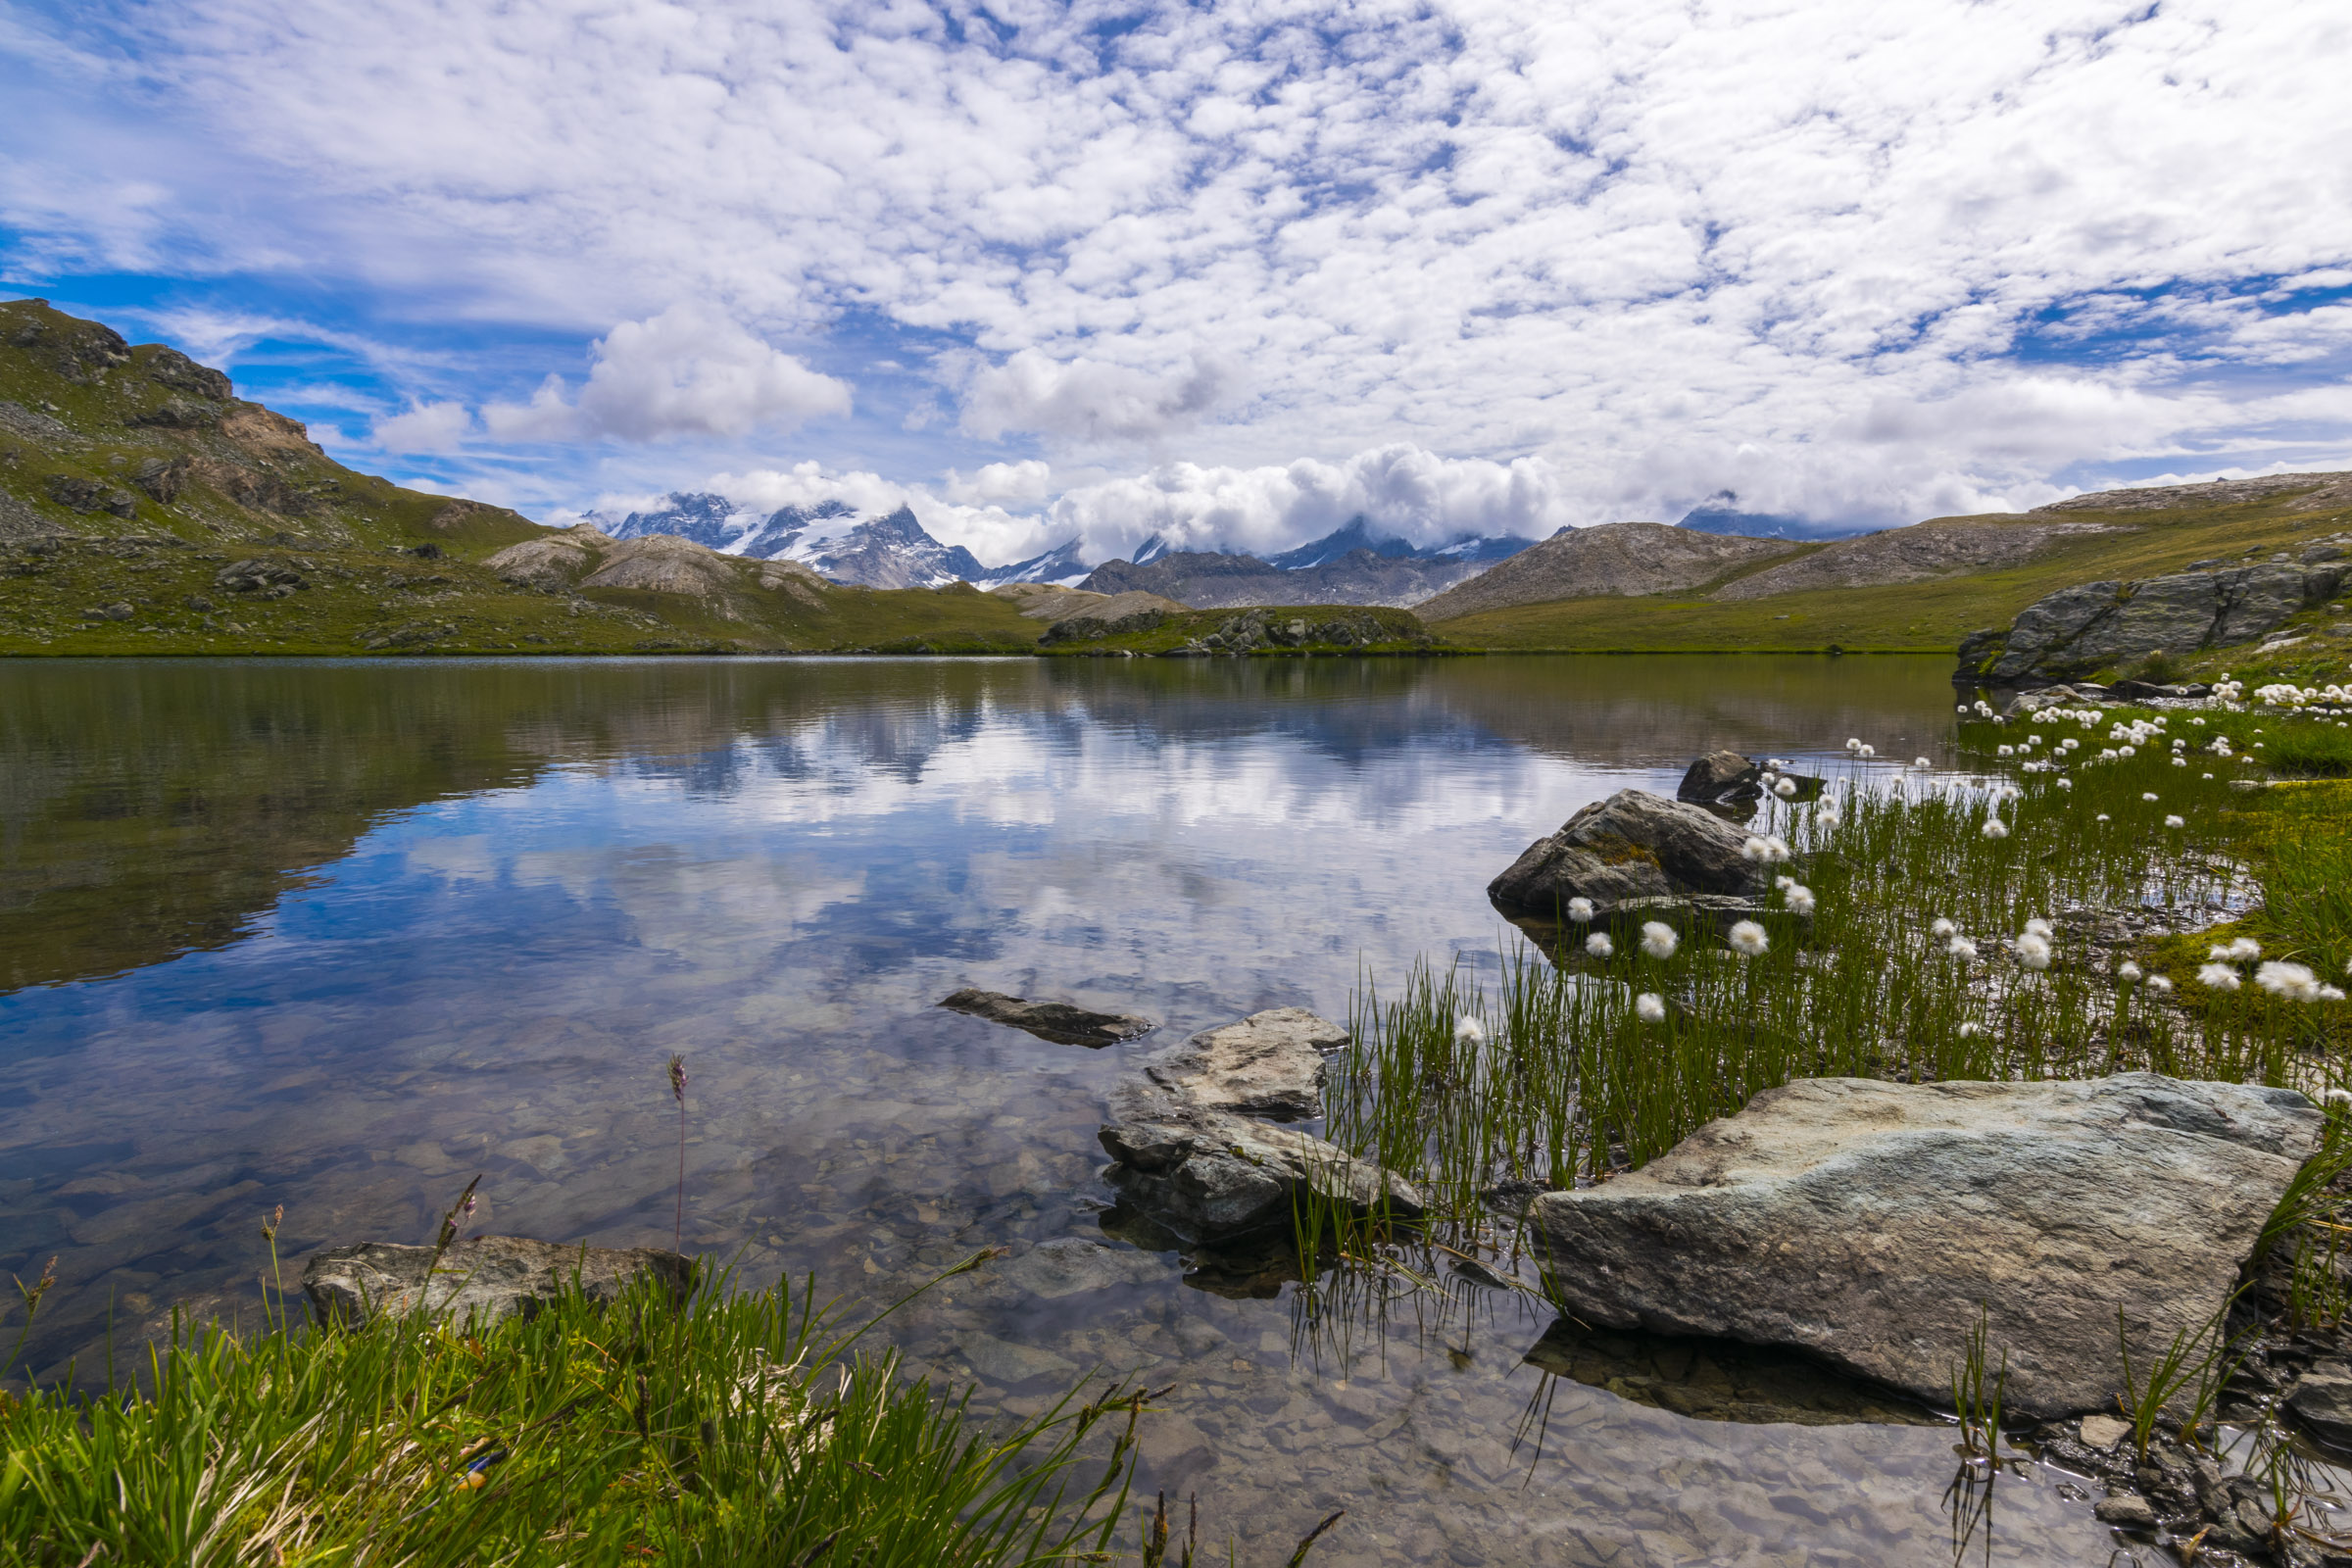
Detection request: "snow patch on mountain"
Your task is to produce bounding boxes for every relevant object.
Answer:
[586,492,984,588]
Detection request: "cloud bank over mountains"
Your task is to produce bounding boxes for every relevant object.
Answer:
[4,0,2348,564]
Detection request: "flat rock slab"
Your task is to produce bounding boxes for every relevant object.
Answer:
[304,1235,694,1328]
[1142,1006,1348,1118]
[1489,788,1763,919]
[1101,1102,1423,1243]
[1527,1073,2321,1418]
[939,988,1154,1047]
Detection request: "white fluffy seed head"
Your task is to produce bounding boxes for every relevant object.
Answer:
[2147,974,2175,995]
[2056,777,2073,790]
[1567,897,1594,923]
[1915,756,1933,767]
[2016,932,2052,969]
[1774,777,1797,799]
[2141,792,2160,803]
[1931,917,1956,939]
[1787,887,1816,916]
[1981,818,2009,839]
[1585,932,1614,958]
[2198,962,2242,992]
[2117,960,2144,982]
[1947,936,1979,961]
[2165,814,2185,828]
[1740,836,1769,862]
[2024,918,2053,938]
[1636,992,1667,1024]
[1958,1021,1982,1038]
[2256,961,2323,1003]
[1728,920,1770,956]
[1454,1016,1488,1045]
[1640,921,1679,960]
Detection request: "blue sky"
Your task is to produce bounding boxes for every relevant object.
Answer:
[4,0,2349,567]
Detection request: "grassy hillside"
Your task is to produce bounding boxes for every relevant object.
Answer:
[1430,486,2352,653]
[0,299,1045,656]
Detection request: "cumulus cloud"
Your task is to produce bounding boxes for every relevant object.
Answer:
[372,400,471,453]
[482,305,850,444]
[7,0,2351,530]
[942,460,1054,506]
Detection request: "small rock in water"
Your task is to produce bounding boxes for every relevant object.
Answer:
[1488,788,1766,921]
[303,1235,693,1328]
[2080,1413,2132,1450]
[2092,1494,2157,1530]
[937,988,1154,1047]
[2286,1360,2352,1449]
[1142,1006,1348,1119]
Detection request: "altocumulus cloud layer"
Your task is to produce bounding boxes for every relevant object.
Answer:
[3,0,2350,564]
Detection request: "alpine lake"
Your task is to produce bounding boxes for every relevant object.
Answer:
[0,654,2129,1566]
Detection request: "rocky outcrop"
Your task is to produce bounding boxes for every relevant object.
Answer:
[485,526,612,590]
[1036,591,1182,643]
[1172,608,1415,654]
[1527,1074,2322,1419]
[578,534,745,602]
[1141,1006,1347,1119]
[938,988,1154,1047]
[303,1235,694,1327]
[1708,518,2118,602]
[1098,1007,1420,1242]
[1961,558,2350,684]
[1488,788,1763,918]
[2034,470,2352,514]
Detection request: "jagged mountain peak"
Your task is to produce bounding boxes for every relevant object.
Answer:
[590,490,984,588]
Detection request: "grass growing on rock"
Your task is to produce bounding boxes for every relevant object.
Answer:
[0,1264,1147,1567]
[1312,701,2352,1254]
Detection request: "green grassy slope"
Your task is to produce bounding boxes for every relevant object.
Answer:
[0,299,1045,656]
[1430,488,2352,653]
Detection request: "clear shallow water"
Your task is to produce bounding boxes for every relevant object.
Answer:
[0,655,2120,1564]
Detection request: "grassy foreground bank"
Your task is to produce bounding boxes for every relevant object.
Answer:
[0,1265,1149,1567]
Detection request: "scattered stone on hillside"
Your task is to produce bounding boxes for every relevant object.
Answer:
[1488,788,1763,920]
[2033,471,2352,514]
[131,455,191,503]
[938,988,1154,1048]
[143,345,234,401]
[1710,518,2122,603]
[44,473,137,516]
[576,534,743,602]
[1961,561,2349,685]
[79,602,132,621]
[1677,749,1761,809]
[302,1235,694,1327]
[215,559,305,595]
[1527,1073,2322,1418]
[1141,1006,1348,1119]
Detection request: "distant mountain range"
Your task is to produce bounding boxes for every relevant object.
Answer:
[589,494,1536,603]
[1675,494,1885,541]
[1077,518,1537,609]
[586,493,987,590]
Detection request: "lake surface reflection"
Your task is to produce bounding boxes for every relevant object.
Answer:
[0,655,2115,1564]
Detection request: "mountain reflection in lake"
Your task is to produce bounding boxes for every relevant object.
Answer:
[0,656,2112,1564]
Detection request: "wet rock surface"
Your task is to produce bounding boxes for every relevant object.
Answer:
[1141,1006,1347,1118]
[1488,787,1764,919]
[302,1235,694,1327]
[938,987,1155,1047]
[1522,1317,1937,1428]
[1528,1073,2322,1418]
[1676,748,1761,808]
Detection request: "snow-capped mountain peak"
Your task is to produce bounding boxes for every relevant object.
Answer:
[588,493,985,588]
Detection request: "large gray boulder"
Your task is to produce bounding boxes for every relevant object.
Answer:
[1527,1074,2321,1419]
[1141,1006,1348,1119]
[1962,561,2347,684]
[304,1236,694,1328]
[1488,788,1763,918]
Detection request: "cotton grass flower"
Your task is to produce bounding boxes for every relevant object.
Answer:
[2210,936,2261,962]
[1915,757,1933,767]
[1931,917,1956,940]
[1636,993,1667,1024]
[2096,812,2111,822]
[2198,962,2242,992]
[2023,918,2053,938]
[1567,897,1594,923]
[1997,744,2014,757]
[1773,776,1797,799]
[2256,961,2325,1002]
[1728,920,1770,956]
[1640,921,1679,959]
[1958,1021,1983,1038]
[2326,1088,2352,1108]
[2164,814,2185,828]
[1586,932,1614,958]
[1981,818,2009,840]
[2141,792,2160,803]
[2056,777,2073,790]
[2117,960,2144,982]
[2147,974,2175,995]
[2016,932,2052,970]
[1947,936,1979,961]
[1783,883,1816,915]
[1815,805,1841,828]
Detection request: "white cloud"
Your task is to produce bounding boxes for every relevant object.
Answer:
[481,305,851,443]
[372,399,471,452]
[941,460,1053,506]
[7,0,2352,533]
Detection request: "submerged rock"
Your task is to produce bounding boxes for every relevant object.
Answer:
[1526,1073,2321,1418]
[2286,1361,2352,1449]
[1142,1006,1348,1119]
[938,988,1154,1047]
[1522,1316,1937,1427]
[1488,788,1764,919]
[1676,749,1762,808]
[303,1235,694,1327]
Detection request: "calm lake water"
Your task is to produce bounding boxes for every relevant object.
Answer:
[0,655,2120,1565]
